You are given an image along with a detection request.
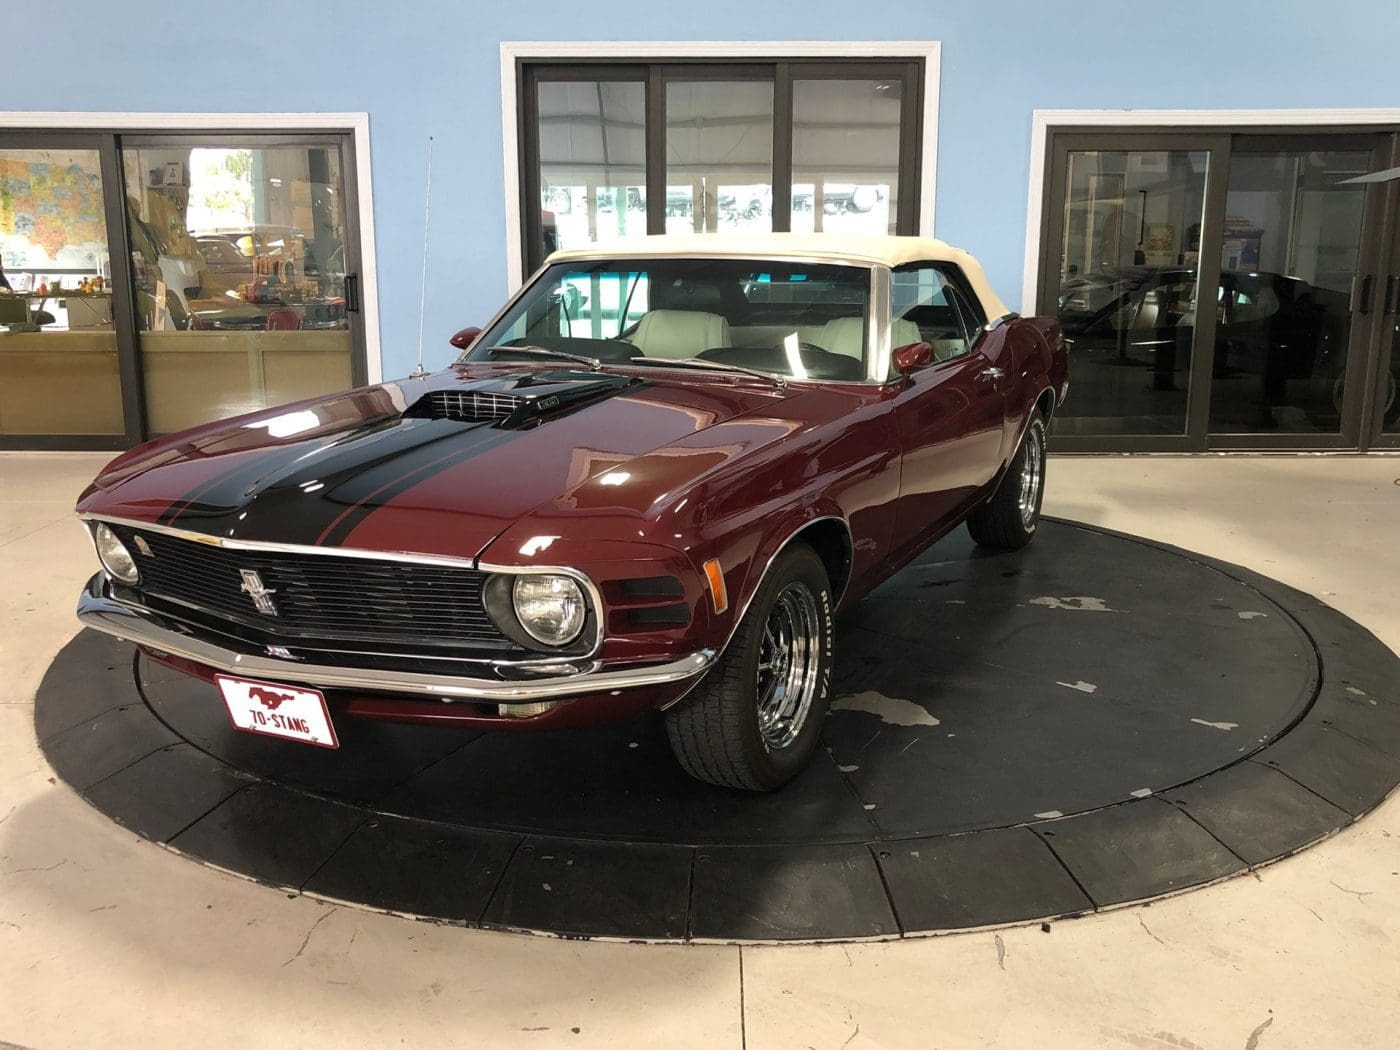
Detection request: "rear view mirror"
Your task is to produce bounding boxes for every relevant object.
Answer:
[450,326,482,350]
[893,341,933,375]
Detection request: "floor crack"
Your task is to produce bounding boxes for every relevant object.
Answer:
[282,907,336,967]
[1137,913,1167,945]
[1330,880,1374,903]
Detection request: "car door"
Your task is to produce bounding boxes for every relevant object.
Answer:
[888,264,1008,554]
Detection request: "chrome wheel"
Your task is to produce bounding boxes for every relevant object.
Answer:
[1017,430,1044,528]
[755,582,823,751]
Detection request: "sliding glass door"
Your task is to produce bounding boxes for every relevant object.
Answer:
[0,127,367,448]
[121,135,361,434]
[1039,127,1400,452]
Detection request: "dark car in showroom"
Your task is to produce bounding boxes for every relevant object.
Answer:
[74,234,1067,790]
[1058,266,1395,428]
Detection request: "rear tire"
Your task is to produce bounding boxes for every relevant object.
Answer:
[665,544,834,791]
[967,413,1047,551]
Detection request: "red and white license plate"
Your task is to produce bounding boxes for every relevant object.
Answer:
[215,674,340,749]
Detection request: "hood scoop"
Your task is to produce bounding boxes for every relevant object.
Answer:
[409,370,635,426]
[416,388,523,422]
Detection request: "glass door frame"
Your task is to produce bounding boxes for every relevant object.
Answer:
[0,130,145,450]
[1362,134,1400,450]
[118,130,370,394]
[517,57,925,276]
[1208,132,1393,452]
[1038,130,1230,454]
[1038,125,1400,453]
[0,126,368,450]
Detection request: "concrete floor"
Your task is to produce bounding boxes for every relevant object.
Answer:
[1,451,1397,1049]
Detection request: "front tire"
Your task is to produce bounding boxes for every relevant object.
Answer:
[665,544,834,791]
[967,413,1047,551]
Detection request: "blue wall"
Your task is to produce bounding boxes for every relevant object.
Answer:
[9,1,1400,378]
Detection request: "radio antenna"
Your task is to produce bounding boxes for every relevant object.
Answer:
[410,135,434,380]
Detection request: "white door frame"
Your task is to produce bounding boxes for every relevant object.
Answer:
[500,40,942,291]
[0,111,382,382]
[1022,107,1400,313]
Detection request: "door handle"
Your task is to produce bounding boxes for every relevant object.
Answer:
[1384,275,1398,316]
[1351,274,1374,315]
[978,367,1005,381]
[344,273,360,314]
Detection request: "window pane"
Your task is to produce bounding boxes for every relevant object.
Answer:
[666,81,774,234]
[791,79,901,235]
[1207,150,1370,435]
[1052,149,1210,436]
[892,267,973,366]
[0,147,123,435]
[122,144,352,434]
[537,81,647,255]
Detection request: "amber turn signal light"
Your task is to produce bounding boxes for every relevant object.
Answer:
[703,558,728,614]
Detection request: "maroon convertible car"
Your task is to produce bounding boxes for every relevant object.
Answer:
[76,234,1068,790]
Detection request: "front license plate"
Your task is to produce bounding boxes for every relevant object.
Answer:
[215,674,339,749]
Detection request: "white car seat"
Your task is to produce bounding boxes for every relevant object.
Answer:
[818,316,923,360]
[629,310,732,359]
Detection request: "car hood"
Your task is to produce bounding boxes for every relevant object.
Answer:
[77,363,795,561]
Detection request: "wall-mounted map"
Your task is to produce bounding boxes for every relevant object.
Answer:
[0,149,109,273]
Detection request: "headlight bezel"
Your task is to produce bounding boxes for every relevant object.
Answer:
[482,568,598,654]
[92,522,140,585]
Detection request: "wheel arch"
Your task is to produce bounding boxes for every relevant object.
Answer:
[720,510,853,656]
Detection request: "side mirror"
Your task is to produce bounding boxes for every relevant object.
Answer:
[892,341,933,375]
[449,326,482,350]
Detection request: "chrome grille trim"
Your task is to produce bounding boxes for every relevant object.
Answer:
[78,513,479,569]
[107,522,510,651]
[80,514,608,662]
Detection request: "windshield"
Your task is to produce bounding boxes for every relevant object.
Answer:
[465,257,872,381]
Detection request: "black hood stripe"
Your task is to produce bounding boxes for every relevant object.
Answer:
[313,424,525,546]
[157,416,418,528]
[158,418,526,548]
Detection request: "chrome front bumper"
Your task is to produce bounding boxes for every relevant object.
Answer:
[77,573,715,702]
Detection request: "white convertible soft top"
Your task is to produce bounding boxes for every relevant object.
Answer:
[546,233,1011,319]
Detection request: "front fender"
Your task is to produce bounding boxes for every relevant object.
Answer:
[709,499,851,655]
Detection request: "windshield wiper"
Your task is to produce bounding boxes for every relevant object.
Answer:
[482,345,604,370]
[628,356,786,388]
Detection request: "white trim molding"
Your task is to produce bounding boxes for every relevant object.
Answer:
[499,40,942,291]
[1022,107,1400,313]
[0,110,382,383]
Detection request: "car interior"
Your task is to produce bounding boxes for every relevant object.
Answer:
[473,258,987,382]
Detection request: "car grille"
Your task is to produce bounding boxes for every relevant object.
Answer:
[111,524,513,652]
[417,389,523,422]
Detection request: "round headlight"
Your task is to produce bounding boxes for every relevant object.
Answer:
[511,574,586,646]
[93,523,140,584]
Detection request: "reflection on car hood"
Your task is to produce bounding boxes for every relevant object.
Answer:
[77,363,794,562]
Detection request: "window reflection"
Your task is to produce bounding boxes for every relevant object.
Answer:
[122,144,353,433]
[666,81,775,234]
[1207,150,1369,435]
[0,147,123,434]
[1052,150,1210,436]
[537,81,647,256]
[791,79,901,235]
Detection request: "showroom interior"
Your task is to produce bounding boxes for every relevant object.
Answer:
[3,2,1399,1048]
